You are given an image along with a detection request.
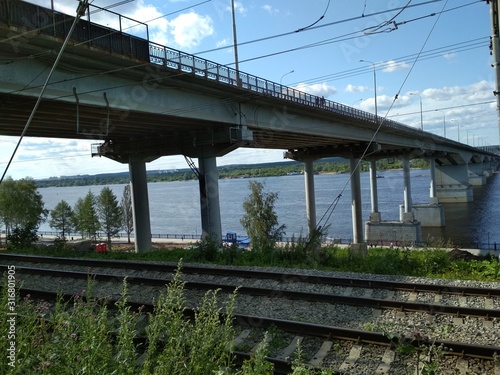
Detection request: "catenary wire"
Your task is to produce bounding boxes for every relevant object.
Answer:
[314,0,452,235]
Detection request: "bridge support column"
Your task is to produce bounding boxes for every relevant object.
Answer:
[198,156,222,242]
[129,159,152,252]
[350,158,367,255]
[304,158,317,237]
[407,158,445,227]
[429,158,438,203]
[468,163,487,186]
[369,160,381,222]
[435,164,473,202]
[366,157,421,245]
[400,157,414,222]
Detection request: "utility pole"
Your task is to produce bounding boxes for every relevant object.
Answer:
[489,0,500,145]
[231,0,240,86]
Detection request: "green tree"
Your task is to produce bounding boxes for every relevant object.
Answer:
[49,200,74,239]
[97,186,122,250]
[0,177,47,245]
[240,181,286,251]
[121,184,133,244]
[73,190,100,240]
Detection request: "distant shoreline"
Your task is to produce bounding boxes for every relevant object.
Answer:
[34,159,430,189]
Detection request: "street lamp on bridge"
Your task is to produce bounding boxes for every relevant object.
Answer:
[280,70,294,85]
[359,60,378,124]
[409,92,423,131]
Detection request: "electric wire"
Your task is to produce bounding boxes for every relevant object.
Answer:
[364,0,412,35]
[220,1,482,68]
[194,0,444,56]
[0,0,89,184]
[314,0,453,237]
[294,0,331,33]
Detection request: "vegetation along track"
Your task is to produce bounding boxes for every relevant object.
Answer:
[1,254,500,373]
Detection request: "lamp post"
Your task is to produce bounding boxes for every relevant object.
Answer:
[410,93,423,131]
[451,119,461,143]
[443,114,446,138]
[231,0,239,86]
[359,60,378,123]
[280,70,294,85]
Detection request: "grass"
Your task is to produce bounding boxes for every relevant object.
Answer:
[2,239,498,374]
[6,237,500,282]
[0,265,336,375]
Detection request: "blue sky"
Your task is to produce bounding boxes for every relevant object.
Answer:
[1,0,496,179]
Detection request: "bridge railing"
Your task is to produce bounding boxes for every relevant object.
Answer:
[148,41,424,135]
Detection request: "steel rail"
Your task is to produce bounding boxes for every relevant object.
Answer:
[3,265,499,319]
[2,253,499,297]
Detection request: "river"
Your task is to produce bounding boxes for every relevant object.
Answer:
[37,169,500,247]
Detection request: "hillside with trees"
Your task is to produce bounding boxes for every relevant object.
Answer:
[34,158,430,188]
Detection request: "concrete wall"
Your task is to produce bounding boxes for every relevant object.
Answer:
[365,221,422,244]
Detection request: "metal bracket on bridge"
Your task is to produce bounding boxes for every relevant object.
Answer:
[73,87,110,137]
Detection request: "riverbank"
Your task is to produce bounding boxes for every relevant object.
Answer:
[34,233,500,259]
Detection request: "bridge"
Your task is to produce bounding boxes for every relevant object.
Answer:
[0,0,499,252]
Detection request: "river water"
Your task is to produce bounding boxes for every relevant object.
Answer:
[37,169,500,247]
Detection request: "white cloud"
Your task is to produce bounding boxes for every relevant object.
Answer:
[216,38,230,48]
[167,11,214,50]
[443,52,457,61]
[382,60,410,73]
[262,5,279,15]
[295,82,336,97]
[227,1,247,15]
[345,84,367,93]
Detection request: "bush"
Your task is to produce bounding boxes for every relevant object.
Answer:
[6,223,39,250]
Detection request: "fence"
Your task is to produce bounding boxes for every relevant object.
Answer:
[33,231,500,251]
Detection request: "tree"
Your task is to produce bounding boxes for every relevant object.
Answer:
[49,200,74,239]
[0,177,47,245]
[97,186,122,250]
[240,181,286,251]
[121,184,133,244]
[73,190,100,240]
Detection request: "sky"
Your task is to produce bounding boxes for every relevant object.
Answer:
[1,0,497,179]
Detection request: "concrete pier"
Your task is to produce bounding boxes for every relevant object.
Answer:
[129,159,152,252]
[198,156,222,242]
[304,158,317,237]
[369,160,381,222]
[366,157,422,244]
[350,158,367,255]
[435,164,473,202]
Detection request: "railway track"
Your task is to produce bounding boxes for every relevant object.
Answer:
[1,253,500,373]
[9,287,500,374]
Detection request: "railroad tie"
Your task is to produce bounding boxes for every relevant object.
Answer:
[233,329,251,348]
[452,316,464,326]
[385,290,395,300]
[483,319,494,328]
[343,287,353,296]
[485,298,494,310]
[338,344,362,372]
[455,357,468,374]
[434,294,442,304]
[374,348,395,374]
[408,292,418,302]
[458,296,467,307]
[276,336,303,360]
[308,340,333,367]
[364,288,373,298]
